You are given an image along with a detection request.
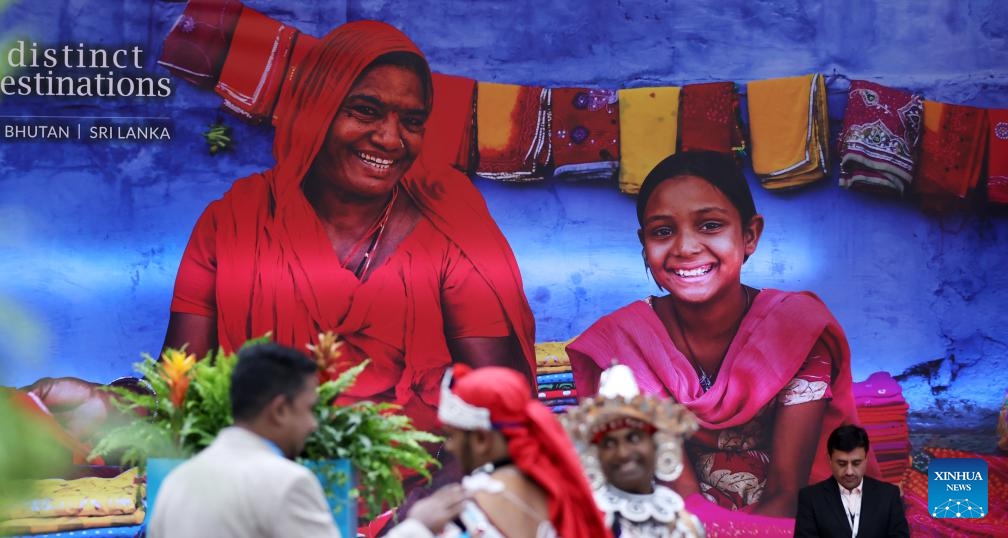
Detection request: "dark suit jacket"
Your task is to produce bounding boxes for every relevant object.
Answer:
[795,475,910,538]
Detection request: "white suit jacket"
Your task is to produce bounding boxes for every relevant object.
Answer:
[148,426,340,538]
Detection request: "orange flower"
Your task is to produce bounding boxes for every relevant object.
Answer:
[161,348,196,408]
[307,331,347,378]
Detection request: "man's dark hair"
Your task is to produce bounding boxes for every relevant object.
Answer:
[230,342,319,422]
[827,424,870,455]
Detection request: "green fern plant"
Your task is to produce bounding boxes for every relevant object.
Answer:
[302,359,442,518]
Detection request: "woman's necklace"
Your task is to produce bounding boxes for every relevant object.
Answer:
[673,286,751,393]
[342,186,398,279]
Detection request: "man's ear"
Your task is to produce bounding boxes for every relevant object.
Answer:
[263,393,289,425]
[743,214,764,260]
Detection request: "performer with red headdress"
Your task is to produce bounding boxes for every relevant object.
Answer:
[435,365,611,538]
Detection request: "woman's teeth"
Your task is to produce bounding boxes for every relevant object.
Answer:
[674,265,713,278]
[357,152,394,169]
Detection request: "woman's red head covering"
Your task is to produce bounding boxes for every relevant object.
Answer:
[271,20,431,203]
[444,366,612,538]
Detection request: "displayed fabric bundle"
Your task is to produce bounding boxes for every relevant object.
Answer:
[986,109,1008,205]
[617,86,680,194]
[838,80,924,195]
[1,468,144,535]
[914,100,988,205]
[423,73,478,173]
[214,7,301,122]
[852,371,910,485]
[678,81,745,155]
[902,448,1007,537]
[550,87,620,181]
[998,388,1008,452]
[534,340,576,413]
[475,82,552,181]
[747,73,830,189]
[157,0,243,88]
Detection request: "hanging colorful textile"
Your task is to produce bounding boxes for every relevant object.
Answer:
[550,87,620,181]
[475,82,552,181]
[424,73,478,173]
[913,100,987,209]
[986,108,1008,205]
[678,81,745,156]
[747,73,830,189]
[157,0,243,89]
[837,80,924,195]
[617,85,681,195]
[214,7,300,123]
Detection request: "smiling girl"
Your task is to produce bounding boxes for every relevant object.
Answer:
[567,150,875,525]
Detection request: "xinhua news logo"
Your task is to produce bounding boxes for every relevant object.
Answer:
[928,458,988,518]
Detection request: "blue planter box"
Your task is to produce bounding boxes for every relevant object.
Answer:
[302,458,358,537]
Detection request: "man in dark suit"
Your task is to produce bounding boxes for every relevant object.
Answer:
[795,424,909,537]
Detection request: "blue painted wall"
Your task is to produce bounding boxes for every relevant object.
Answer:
[1,0,1006,440]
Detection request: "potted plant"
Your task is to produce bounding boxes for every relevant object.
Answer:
[90,332,440,529]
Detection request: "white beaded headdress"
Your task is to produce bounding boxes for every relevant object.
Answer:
[560,364,699,489]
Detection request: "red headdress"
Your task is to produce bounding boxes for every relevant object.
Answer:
[439,366,611,538]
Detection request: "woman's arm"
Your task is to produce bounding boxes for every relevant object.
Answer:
[162,312,217,360]
[448,336,532,384]
[750,398,826,517]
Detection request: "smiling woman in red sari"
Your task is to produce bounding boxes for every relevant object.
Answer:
[164,21,536,436]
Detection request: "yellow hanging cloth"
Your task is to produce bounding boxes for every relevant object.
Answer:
[617,86,681,195]
[747,73,830,189]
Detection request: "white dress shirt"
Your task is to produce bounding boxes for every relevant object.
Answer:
[838,479,863,537]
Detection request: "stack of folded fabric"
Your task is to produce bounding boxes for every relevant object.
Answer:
[747,73,830,190]
[852,371,910,484]
[475,82,552,181]
[837,80,924,195]
[534,341,577,413]
[914,100,988,211]
[550,88,620,181]
[0,468,144,537]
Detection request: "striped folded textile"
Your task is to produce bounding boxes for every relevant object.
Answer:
[678,81,745,155]
[914,100,988,208]
[3,468,140,519]
[617,86,681,194]
[536,381,575,392]
[536,365,573,374]
[538,389,578,400]
[541,397,578,407]
[476,82,552,181]
[747,73,830,189]
[838,80,924,195]
[536,372,574,384]
[550,87,620,181]
[214,6,299,123]
[424,73,478,173]
[986,108,1008,205]
[157,0,243,89]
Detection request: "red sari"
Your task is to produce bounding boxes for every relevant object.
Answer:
[169,21,536,433]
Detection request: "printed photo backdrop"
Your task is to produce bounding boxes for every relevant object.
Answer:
[1,0,1007,449]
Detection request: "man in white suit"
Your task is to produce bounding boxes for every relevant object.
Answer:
[149,342,339,538]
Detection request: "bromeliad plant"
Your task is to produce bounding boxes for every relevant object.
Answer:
[90,332,441,519]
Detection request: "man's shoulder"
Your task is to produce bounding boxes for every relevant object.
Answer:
[863,475,901,496]
[799,476,837,496]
